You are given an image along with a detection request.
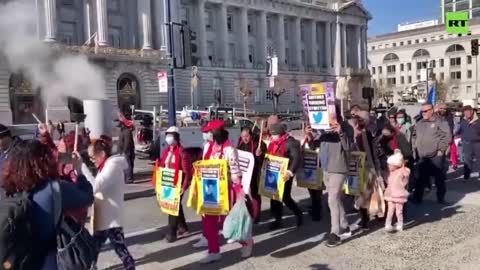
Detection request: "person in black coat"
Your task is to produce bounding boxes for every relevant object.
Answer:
[117,120,135,183]
[267,123,303,230]
[237,127,267,223]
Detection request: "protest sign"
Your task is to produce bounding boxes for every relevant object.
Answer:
[344,151,367,196]
[300,82,337,130]
[296,149,323,190]
[237,150,255,195]
[192,159,230,216]
[155,167,183,216]
[259,154,289,201]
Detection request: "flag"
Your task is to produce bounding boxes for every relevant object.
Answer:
[427,84,437,105]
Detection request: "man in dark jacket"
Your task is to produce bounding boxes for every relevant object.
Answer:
[456,105,480,180]
[413,103,452,204]
[237,127,266,223]
[268,123,303,230]
[117,119,135,183]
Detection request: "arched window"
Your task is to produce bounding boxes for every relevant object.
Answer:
[445,44,465,53]
[8,73,44,124]
[383,53,399,62]
[412,49,430,59]
[117,73,141,116]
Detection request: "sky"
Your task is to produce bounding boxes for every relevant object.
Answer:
[363,0,440,37]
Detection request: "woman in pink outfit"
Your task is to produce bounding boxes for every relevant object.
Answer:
[384,150,410,232]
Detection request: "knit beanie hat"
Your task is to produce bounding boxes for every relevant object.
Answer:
[387,149,404,167]
[270,123,287,135]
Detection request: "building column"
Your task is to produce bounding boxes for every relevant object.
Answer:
[342,23,347,68]
[362,26,368,69]
[334,21,342,74]
[356,25,362,69]
[325,21,332,69]
[138,0,153,49]
[195,0,208,66]
[257,10,268,66]
[239,7,249,66]
[83,0,94,44]
[43,0,57,42]
[309,20,318,70]
[218,3,230,67]
[96,0,109,46]
[293,17,302,67]
[275,14,286,68]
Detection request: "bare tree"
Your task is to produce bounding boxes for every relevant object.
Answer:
[238,79,253,118]
[375,76,395,106]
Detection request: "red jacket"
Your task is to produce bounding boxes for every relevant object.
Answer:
[155,145,193,192]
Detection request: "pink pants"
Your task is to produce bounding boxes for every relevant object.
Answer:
[451,141,458,168]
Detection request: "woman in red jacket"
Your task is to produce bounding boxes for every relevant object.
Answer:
[157,126,193,243]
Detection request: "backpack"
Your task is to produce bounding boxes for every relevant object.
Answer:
[0,192,43,270]
[51,181,97,270]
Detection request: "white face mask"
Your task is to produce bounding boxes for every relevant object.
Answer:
[271,135,280,141]
[203,132,212,142]
[165,135,175,145]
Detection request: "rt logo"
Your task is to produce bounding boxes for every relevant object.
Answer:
[446,12,469,34]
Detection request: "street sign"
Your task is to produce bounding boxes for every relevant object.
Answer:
[420,69,428,81]
[269,77,275,88]
[271,56,278,76]
[158,70,168,93]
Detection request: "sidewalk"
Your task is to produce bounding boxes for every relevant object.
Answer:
[124,158,155,201]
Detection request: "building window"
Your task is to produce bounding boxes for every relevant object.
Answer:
[467,85,473,95]
[379,78,383,85]
[468,55,472,64]
[450,71,462,80]
[393,42,397,47]
[301,50,306,65]
[227,14,233,32]
[416,61,427,70]
[407,63,412,71]
[284,20,288,40]
[407,40,412,45]
[439,35,444,40]
[415,39,419,44]
[371,46,375,50]
[431,36,436,41]
[372,67,376,74]
[247,15,256,36]
[300,22,306,41]
[267,19,272,38]
[450,57,461,66]
[400,63,404,71]
[387,65,396,73]
[400,41,404,46]
[387,77,396,86]
[378,66,383,74]
[417,74,420,80]
[408,76,412,83]
[205,10,214,30]
[440,72,445,80]
[423,38,427,42]
[400,76,405,84]
[207,41,215,62]
[440,58,444,67]
[468,70,473,79]
[474,8,480,18]
[372,79,376,85]
[248,45,254,63]
[229,43,236,63]
[430,60,436,68]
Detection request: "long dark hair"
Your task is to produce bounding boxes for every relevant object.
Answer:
[212,129,229,144]
[3,140,59,195]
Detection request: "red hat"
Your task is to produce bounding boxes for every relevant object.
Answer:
[202,119,225,132]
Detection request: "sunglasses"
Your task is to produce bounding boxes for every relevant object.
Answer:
[422,108,432,113]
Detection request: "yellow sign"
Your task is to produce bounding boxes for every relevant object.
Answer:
[259,154,289,201]
[191,159,230,216]
[344,151,368,196]
[296,149,323,190]
[155,167,183,216]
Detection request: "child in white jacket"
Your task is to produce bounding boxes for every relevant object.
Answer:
[77,138,135,270]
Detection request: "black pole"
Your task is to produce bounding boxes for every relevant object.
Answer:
[166,0,177,126]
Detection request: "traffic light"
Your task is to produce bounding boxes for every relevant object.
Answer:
[266,90,273,100]
[471,39,479,56]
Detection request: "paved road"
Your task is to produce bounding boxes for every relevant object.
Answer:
[97,168,480,270]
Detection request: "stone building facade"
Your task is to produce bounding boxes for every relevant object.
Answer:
[0,0,370,125]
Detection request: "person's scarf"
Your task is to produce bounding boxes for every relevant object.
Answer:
[268,134,289,157]
[204,140,231,160]
[238,139,254,153]
[160,145,182,185]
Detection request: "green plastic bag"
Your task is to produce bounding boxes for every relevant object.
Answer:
[222,199,253,242]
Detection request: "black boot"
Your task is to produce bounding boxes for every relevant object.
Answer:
[360,208,369,231]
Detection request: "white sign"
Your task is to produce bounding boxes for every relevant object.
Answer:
[269,77,275,88]
[271,56,278,76]
[420,69,427,81]
[237,150,255,195]
[157,71,168,93]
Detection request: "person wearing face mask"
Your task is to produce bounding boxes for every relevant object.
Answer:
[156,126,192,243]
[455,105,480,180]
[396,112,413,144]
[268,123,303,230]
[237,127,266,223]
[193,120,251,263]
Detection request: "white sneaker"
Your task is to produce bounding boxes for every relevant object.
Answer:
[385,225,394,233]
[227,238,236,244]
[199,252,221,264]
[339,228,352,239]
[395,223,404,232]
[240,240,253,258]
[193,236,208,248]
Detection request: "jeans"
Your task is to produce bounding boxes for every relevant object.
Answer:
[324,171,349,235]
[93,227,135,270]
[462,141,480,179]
[413,156,447,202]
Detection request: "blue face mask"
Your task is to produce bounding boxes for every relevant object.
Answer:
[203,132,212,142]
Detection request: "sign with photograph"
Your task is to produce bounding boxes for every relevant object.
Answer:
[344,151,367,196]
[155,167,183,216]
[192,159,230,216]
[296,149,323,190]
[259,154,289,201]
[300,82,337,130]
[237,150,255,195]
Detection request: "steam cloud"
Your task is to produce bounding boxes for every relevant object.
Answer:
[0,0,106,105]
